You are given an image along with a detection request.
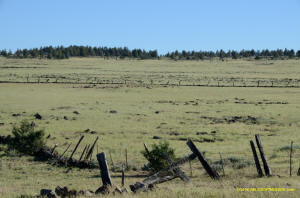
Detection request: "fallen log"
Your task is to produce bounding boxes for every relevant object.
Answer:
[162,152,189,182]
[130,152,196,192]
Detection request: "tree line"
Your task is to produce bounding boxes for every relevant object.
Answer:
[165,49,300,60]
[0,45,299,60]
[0,46,158,60]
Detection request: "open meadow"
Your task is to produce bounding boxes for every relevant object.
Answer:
[0,57,300,197]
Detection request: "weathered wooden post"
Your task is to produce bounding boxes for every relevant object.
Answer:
[79,145,88,161]
[290,141,293,177]
[68,136,84,161]
[59,143,72,160]
[219,152,225,176]
[250,140,264,177]
[186,140,220,179]
[51,144,58,155]
[96,152,113,186]
[84,144,90,159]
[162,152,189,182]
[144,143,155,166]
[255,134,272,176]
[130,152,197,192]
[121,163,125,187]
[85,136,99,161]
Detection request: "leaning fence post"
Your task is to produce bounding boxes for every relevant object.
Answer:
[250,140,264,177]
[83,144,89,159]
[68,136,84,161]
[96,152,113,186]
[85,136,99,161]
[144,143,155,166]
[255,134,272,176]
[290,141,293,177]
[186,139,220,180]
[59,143,72,160]
[79,145,88,161]
[51,144,58,155]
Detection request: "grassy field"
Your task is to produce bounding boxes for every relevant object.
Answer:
[0,57,300,197]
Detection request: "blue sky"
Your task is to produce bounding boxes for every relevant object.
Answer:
[0,0,299,53]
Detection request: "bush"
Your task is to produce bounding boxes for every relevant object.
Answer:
[8,120,45,155]
[211,156,252,170]
[141,141,176,172]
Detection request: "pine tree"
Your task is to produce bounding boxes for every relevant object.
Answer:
[296,50,300,58]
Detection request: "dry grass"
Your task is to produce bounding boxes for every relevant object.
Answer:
[0,58,300,197]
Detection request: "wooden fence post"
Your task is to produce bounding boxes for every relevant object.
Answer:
[68,136,84,161]
[250,140,264,177]
[255,134,272,176]
[122,163,125,187]
[84,145,90,159]
[186,140,220,179]
[290,141,293,177]
[51,144,58,155]
[144,143,155,166]
[59,143,72,160]
[96,152,113,186]
[79,145,88,161]
[85,136,99,161]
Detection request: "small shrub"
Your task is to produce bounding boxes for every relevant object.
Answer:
[8,120,45,155]
[141,141,176,172]
[212,156,252,170]
[278,144,300,152]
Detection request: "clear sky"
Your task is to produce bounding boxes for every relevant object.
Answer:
[0,0,299,54]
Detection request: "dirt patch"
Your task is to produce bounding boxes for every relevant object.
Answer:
[234,98,288,105]
[176,137,220,143]
[200,115,259,125]
[168,131,180,136]
[12,113,21,117]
